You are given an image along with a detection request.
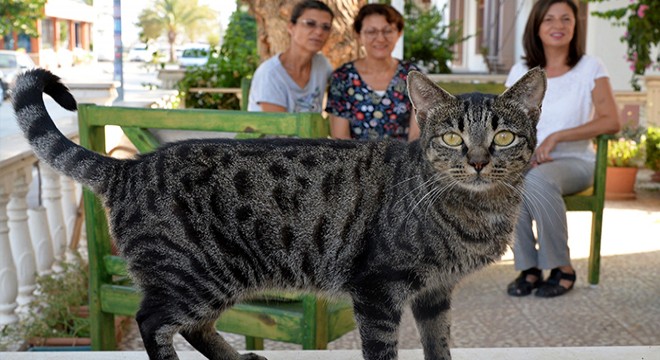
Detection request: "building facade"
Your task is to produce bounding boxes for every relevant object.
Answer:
[1,0,95,68]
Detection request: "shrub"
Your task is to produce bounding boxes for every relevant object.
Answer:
[178,7,258,110]
[404,3,469,74]
[645,126,660,171]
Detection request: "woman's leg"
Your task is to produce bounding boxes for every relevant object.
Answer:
[512,199,540,271]
[526,158,593,270]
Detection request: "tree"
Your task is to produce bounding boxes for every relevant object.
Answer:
[136,0,218,62]
[242,0,366,68]
[0,0,47,38]
[404,3,469,73]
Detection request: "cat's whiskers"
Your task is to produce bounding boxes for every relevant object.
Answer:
[518,177,569,235]
[422,177,460,218]
[394,174,447,208]
[403,173,449,223]
[387,174,423,191]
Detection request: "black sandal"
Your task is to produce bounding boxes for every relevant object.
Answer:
[507,268,543,297]
[535,268,576,298]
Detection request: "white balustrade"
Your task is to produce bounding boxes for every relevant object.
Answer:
[27,206,55,276]
[1,131,81,326]
[0,180,19,325]
[41,164,68,272]
[6,168,37,308]
[60,176,79,243]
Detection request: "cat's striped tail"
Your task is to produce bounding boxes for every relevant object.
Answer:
[12,68,120,195]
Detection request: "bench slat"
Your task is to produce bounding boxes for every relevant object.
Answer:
[81,106,329,138]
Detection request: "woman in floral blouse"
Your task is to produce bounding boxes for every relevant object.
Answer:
[325,3,419,142]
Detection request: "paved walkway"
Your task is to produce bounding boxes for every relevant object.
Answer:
[118,169,660,351]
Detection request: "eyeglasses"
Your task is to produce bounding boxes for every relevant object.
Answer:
[362,27,398,40]
[298,19,332,33]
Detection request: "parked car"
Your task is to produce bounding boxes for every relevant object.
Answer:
[178,45,211,68]
[127,43,157,62]
[0,50,36,100]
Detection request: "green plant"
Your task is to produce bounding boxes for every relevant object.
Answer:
[16,257,90,343]
[0,0,47,37]
[177,6,257,110]
[608,123,647,167]
[645,126,660,171]
[589,0,659,91]
[403,3,469,74]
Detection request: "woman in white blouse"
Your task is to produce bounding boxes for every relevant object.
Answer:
[505,0,620,298]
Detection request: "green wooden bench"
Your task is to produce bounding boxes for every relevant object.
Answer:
[437,81,609,285]
[77,105,355,351]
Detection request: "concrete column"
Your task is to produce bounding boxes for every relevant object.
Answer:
[0,180,19,326]
[41,165,67,272]
[7,169,37,308]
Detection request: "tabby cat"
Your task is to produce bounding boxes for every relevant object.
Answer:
[13,67,545,360]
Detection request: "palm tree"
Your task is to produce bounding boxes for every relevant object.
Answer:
[136,0,217,63]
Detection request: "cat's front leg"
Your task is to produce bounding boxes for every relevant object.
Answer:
[410,287,453,360]
[352,294,403,360]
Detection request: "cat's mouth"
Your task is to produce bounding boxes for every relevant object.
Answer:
[458,173,498,191]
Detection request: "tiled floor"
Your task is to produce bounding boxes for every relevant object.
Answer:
[119,170,660,352]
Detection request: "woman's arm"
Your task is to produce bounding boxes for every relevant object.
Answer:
[408,111,420,141]
[330,115,353,139]
[259,102,288,112]
[534,77,621,163]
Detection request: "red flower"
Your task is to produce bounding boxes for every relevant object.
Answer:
[356,112,365,120]
[353,79,361,86]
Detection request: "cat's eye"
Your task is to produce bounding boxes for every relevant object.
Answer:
[493,131,515,146]
[442,132,463,146]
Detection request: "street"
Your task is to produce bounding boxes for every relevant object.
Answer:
[0,60,166,139]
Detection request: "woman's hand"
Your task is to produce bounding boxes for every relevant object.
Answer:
[330,115,353,139]
[533,132,559,164]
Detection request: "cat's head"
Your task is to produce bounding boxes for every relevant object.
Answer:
[407,68,546,191]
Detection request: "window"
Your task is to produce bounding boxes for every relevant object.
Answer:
[41,19,54,49]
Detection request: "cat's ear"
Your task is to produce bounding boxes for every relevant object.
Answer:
[407,70,457,125]
[498,67,547,116]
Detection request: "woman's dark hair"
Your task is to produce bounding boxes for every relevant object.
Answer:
[353,4,404,34]
[523,0,584,68]
[290,0,334,24]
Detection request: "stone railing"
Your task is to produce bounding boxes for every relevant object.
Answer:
[0,132,83,326]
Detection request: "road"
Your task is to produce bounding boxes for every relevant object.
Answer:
[0,60,168,139]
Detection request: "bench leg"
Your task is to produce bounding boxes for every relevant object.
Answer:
[588,209,604,285]
[245,336,264,350]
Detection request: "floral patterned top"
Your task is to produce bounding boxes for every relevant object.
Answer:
[325,60,419,141]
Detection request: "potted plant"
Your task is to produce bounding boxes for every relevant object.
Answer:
[1,253,130,352]
[18,256,92,351]
[645,126,660,181]
[606,124,647,199]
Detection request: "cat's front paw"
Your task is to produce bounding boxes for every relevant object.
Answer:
[240,353,268,360]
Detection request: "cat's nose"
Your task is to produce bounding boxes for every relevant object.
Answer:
[468,159,490,172]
